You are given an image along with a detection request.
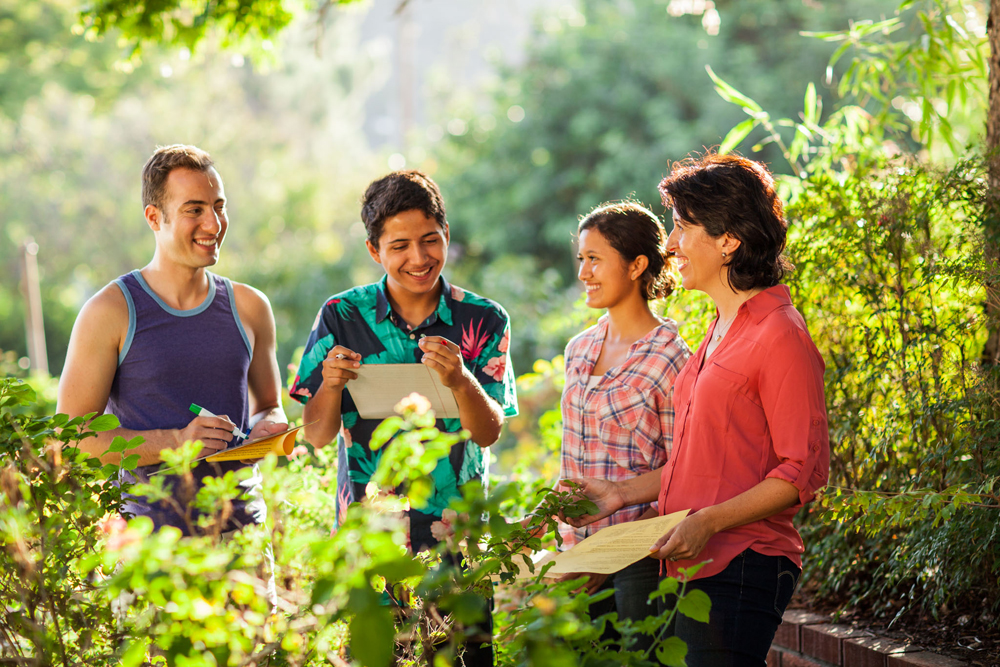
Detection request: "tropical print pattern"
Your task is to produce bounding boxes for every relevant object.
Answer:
[290,275,518,531]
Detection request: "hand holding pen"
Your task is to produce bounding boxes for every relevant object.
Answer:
[170,404,245,454]
[320,346,362,390]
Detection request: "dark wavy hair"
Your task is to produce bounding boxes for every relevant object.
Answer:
[658,152,792,292]
[578,200,677,300]
[361,170,446,248]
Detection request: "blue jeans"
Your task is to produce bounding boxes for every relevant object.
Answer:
[656,549,800,667]
[590,557,662,653]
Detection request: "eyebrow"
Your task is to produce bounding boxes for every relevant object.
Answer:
[181,198,225,207]
[387,231,440,245]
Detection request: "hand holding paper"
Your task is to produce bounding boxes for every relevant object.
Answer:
[418,336,466,389]
[546,510,691,575]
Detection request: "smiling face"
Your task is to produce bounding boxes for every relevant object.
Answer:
[577,228,640,309]
[367,209,449,303]
[147,167,228,269]
[665,210,733,294]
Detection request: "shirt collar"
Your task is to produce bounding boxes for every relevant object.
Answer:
[743,284,792,323]
[374,274,454,327]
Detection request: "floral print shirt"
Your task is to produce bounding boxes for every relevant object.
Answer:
[290,275,518,529]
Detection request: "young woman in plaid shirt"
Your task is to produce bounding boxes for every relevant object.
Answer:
[566,154,830,666]
[557,201,692,652]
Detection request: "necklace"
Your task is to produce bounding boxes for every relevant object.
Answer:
[713,313,737,342]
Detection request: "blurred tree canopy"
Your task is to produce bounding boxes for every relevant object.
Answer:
[1,0,385,377]
[0,0,143,120]
[419,0,906,370]
[78,0,363,60]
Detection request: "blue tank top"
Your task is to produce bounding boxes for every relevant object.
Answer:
[108,270,264,534]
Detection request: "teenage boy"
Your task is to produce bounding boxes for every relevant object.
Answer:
[58,144,288,535]
[289,170,517,663]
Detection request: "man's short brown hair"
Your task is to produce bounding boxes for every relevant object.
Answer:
[141,144,215,210]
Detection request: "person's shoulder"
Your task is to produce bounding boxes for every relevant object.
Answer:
[229,280,274,321]
[320,282,378,311]
[71,280,130,342]
[650,317,685,344]
[648,318,692,359]
[83,280,130,320]
[754,301,823,367]
[564,320,603,357]
[757,300,811,340]
[448,283,510,322]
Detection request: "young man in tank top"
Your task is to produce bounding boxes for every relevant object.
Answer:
[57,144,288,536]
[289,170,518,665]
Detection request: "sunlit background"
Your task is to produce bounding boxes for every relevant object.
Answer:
[0,0,968,472]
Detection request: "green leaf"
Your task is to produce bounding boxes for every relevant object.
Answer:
[120,637,150,667]
[89,414,120,432]
[677,588,711,623]
[705,65,762,113]
[121,454,140,470]
[719,119,755,154]
[804,83,818,125]
[106,437,128,454]
[311,577,337,606]
[653,576,679,601]
[656,636,688,667]
[350,607,395,667]
[369,417,403,451]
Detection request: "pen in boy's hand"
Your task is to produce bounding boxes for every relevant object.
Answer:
[188,403,248,439]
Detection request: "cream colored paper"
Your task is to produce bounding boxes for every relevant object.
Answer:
[546,509,691,575]
[204,422,311,462]
[347,363,460,419]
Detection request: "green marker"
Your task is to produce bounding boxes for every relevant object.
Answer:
[189,403,248,439]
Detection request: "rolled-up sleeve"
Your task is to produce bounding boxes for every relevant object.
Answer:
[289,304,338,404]
[760,329,830,504]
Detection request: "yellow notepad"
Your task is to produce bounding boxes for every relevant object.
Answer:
[203,422,312,462]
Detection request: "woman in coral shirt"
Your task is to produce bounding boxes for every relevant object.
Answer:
[566,153,830,666]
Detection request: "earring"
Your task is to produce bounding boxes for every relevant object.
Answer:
[722,252,727,258]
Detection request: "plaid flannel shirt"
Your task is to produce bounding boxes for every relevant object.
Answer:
[559,315,691,547]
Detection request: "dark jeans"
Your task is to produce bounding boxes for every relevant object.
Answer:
[589,557,662,653]
[656,549,800,667]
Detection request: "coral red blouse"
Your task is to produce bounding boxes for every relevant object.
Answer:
[657,285,829,580]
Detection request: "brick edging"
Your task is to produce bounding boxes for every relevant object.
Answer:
[769,609,969,667]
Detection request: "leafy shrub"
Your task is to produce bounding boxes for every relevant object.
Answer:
[0,378,708,666]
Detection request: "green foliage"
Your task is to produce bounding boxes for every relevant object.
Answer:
[1,383,708,665]
[0,0,148,120]
[77,0,364,62]
[0,377,127,663]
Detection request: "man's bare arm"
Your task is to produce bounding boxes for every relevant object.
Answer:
[57,285,233,465]
[234,284,288,439]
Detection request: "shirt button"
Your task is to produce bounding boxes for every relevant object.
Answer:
[812,418,821,425]
[811,442,820,451]
[409,334,416,340]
